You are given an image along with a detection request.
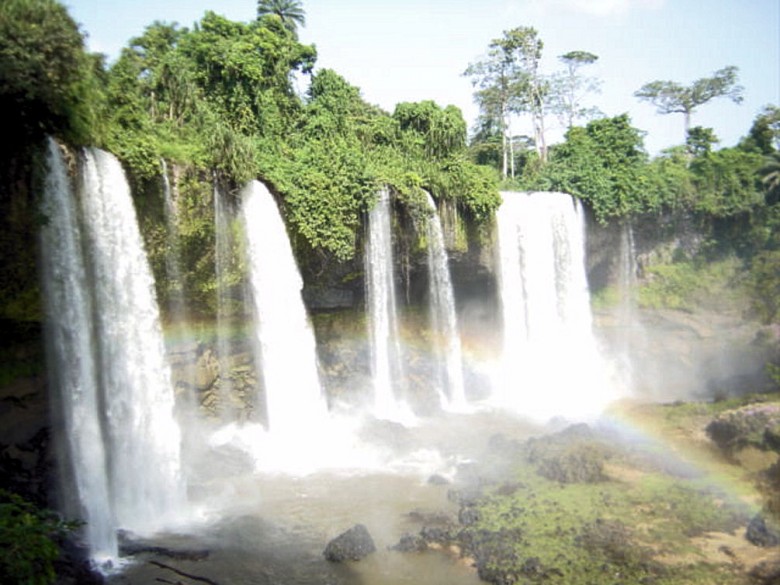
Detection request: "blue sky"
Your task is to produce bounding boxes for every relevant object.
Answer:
[65,0,779,155]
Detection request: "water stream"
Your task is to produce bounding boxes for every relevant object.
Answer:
[423,192,467,410]
[365,188,408,420]
[241,181,327,432]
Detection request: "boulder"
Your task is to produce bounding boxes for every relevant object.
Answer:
[706,402,780,455]
[746,513,780,547]
[323,524,376,562]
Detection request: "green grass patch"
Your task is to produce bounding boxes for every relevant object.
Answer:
[463,449,752,584]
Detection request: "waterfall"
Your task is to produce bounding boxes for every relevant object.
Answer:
[78,147,185,534]
[160,159,187,324]
[423,192,467,410]
[241,181,327,431]
[214,184,236,417]
[41,139,117,562]
[616,220,640,389]
[365,188,407,419]
[41,144,185,566]
[495,191,614,419]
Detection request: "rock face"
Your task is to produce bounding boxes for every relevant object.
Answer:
[323,524,376,562]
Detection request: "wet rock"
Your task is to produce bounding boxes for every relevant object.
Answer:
[420,523,459,546]
[459,527,523,585]
[427,474,449,485]
[406,510,454,525]
[458,504,480,526]
[323,524,376,562]
[447,486,482,505]
[390,533,427,553]
[746,513,780,547]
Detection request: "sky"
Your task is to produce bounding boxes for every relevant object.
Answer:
[64,0,779,155]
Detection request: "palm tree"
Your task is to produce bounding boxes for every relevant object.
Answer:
[760,151,780,205]
[257,0,306,33]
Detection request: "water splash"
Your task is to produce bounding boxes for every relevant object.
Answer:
[241,181,327,432]
[494,191,617,420]
[423,192,467,410]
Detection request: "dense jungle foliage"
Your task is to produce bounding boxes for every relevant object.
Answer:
[0,0,778,325]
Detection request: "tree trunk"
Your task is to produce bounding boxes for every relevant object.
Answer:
[509,119,515,179]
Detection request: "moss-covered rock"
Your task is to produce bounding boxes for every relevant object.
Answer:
[706,402,780,455]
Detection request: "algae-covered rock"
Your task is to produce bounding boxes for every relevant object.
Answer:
[525,424,611,484]
[705,402,780,454]
[746,513,780,547]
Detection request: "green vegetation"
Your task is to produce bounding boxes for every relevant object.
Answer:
[0,0,101,150]
[0,490,76,585]
[637,257,744,311]
[460,423,755,585]
[0,1,777,325]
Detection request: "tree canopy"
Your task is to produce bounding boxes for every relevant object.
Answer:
[634,66,744,137]
[0,0,100,149]
[257,0,306,33]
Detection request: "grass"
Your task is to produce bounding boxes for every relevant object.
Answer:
[460,411,762,585]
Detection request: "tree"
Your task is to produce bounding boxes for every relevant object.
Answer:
[634,66,744,139]
[685,126,718,157]
[0,0,99,147]
[465,26,549,176]
[464,33,520,179]
[760,151,780,205]
[552,50,601,130]
[506,27,549,163]
[741,105,780,155]
[257,0,306,34]
[533,114,648,222]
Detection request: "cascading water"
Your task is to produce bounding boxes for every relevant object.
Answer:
[423,192,467,410]
[365,188,407,419]
[495,191,615,419]
[241,181,327,432]
[616,220,640,387]
[79,148,185,535]
[41,144,186,566]
[160,159,187,324]
[214,184,237,417]
[41,139,117,562]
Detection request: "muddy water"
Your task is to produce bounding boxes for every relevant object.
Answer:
[107,411,542,584]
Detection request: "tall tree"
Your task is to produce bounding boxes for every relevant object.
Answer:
[505,27,548,163]
[465,26,549,176]
[634,65,744,139]
[257,0,306,34]
[552,50,601,130]
[464,35,518,178]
